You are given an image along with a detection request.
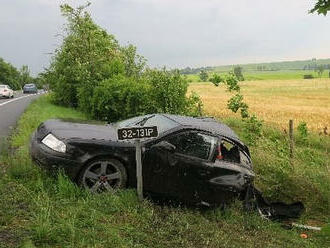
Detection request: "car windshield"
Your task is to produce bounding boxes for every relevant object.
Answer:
[0,85,6,88]
[115,114,180,134]
[25,84,35,87]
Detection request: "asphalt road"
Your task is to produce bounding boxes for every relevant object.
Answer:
[0,91,42,139]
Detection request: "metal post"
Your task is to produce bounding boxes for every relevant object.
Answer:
[135,140,143,201]
[198,102,202,116]
[289,120,294,164]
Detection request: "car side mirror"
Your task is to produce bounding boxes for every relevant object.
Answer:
[151,141,176,152]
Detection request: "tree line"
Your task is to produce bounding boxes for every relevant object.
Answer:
[180,66,213,75]
[303,64,330,70]
[0,57,38,90]
[198,66,244,82]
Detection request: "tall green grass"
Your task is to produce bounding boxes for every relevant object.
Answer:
[224,118,330,219]
[0,95,329,247]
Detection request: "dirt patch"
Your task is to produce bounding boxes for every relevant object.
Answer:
[0,228,23,248]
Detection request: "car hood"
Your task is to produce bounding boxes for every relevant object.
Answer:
[39,119,117,141]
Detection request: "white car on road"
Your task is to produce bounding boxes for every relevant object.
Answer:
[0,84,14,98]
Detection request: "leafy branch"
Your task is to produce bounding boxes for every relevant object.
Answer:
[210,72,263,145]
[310,0,330,16]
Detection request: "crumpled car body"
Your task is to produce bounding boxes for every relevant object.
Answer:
[30,114,256,206]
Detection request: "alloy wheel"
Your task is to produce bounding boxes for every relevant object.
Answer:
[81,159,126,193]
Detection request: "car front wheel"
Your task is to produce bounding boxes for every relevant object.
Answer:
[78,158,127,193]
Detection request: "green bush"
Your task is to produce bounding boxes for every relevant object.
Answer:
[90,70,202,122]
[146,69,202,117]
[303,74,314,79]
[145,69,190,114]
[242,115,263,146]
[297,121,308,140]
[91,76,152,122]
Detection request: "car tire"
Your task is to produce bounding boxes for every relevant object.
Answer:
[78,158,127,193]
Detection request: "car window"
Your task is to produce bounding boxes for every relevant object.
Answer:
[167,131,217,160]
[217,139,240,163]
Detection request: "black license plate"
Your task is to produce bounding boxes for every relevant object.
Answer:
[118,126,158,140]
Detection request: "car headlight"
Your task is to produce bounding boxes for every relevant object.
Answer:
[42,133,66,153]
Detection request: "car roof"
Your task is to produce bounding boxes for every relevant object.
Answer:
[161,114,240,141]
[0,84,8,87]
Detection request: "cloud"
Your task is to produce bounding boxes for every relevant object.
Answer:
[0,0,329,74]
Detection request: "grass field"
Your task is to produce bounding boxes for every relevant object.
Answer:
[186,70,330,82]
[244,70,330,81]
[189,78,330,132]
[212,58,330,72]
[0,95,329,247]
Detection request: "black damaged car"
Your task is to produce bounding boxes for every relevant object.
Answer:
[30,114,255,206]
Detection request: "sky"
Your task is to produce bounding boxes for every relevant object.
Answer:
[0,0,329,75]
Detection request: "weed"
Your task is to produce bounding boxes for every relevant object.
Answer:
[242,115,263,146]
[297,122,308,141]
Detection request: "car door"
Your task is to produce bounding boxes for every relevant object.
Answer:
[143,130,218,203]
[142,137,182,198]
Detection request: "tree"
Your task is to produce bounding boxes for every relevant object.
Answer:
[199,70,208,82]
[210,72,263,145]
[315,65,325,77]
[0,57,20,90]
[233,66,244,81]
[46,3,202,121]
[310,0,330,15]
[47,3,135,108]
[19,65,33,87]
[209,73,222,86]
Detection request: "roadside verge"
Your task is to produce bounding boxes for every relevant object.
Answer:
[0,95,328,247]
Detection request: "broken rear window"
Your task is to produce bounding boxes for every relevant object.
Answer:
[217,139,240,163]
[216,138,252,167]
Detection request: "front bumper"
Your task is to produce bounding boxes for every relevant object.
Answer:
[23,90,37,94]
[30,132,83,180]
[0,92,10,97]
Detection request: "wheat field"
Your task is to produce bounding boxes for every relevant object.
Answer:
[188,78,330,132]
